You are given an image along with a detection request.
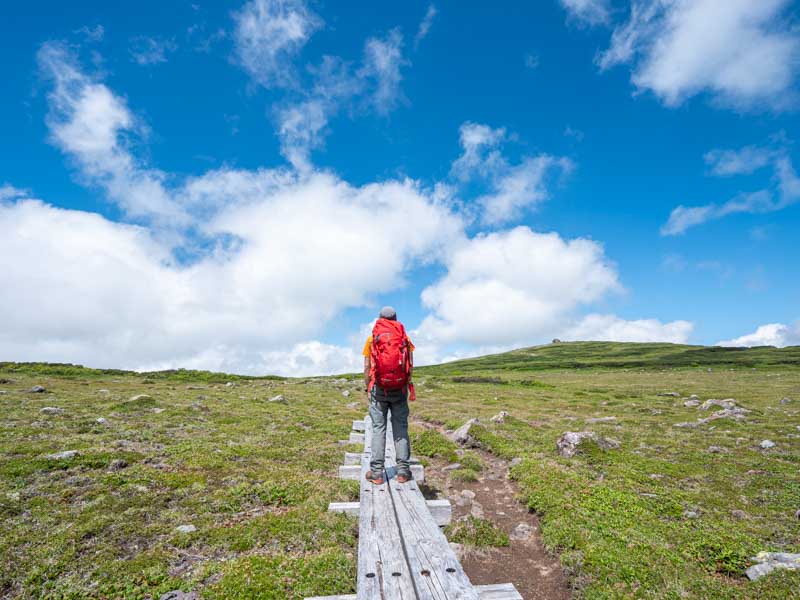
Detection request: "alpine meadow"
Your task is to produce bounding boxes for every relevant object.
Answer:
[3,1,800,599]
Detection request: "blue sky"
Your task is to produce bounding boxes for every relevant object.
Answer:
[2,0,799,375]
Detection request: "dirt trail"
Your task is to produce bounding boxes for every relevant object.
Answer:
[413,417,571,600]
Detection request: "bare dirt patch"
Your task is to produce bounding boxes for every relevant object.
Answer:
[414,418,571,600]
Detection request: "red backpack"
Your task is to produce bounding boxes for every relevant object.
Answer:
[369,318,412,393]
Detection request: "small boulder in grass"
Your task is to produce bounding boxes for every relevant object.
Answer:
[556,431,620,458]
[509,522,534,541]
[128,394,152,402]
[28,385,47,393]
[450,418,481,447]
[175,524,196,534]
[40,407,64,415]
[268,394,286,403]
[509,457,522,468]
[760,440,776,450]
[746,552,800,581]
[342,390,351,398]
[160,591,198,600]
[46,450,78,460]
[491,411,509,424]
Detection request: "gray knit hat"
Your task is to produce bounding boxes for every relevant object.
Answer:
[379,306,397,320]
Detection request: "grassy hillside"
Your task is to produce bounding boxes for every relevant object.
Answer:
[2,343,799,598]
[418,341,800,374]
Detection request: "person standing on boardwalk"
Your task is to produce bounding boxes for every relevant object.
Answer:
[363,306,415,485]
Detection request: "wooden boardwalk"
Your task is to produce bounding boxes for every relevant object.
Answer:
[308,416,522,600]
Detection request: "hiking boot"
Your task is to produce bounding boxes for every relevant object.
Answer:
[365,470,384,485]
[396,472,412,484]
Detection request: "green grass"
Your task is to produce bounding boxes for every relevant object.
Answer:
[2,342,799,598]
[445,516,510,547]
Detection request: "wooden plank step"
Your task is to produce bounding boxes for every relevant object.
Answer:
[328,499,452,526]
[344,452,421,466]
[338,463,424,482]
[356,456,416,599]
[306,582,523,600]
[389,475,479,599]
[349,432,365,444]
[352,419,365,432]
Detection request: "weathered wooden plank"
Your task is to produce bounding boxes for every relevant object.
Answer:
[356,455,416,600]
[338,463,424,482]
[345,452,422,466]
[472,583,524,599]
[390,476,480,599]
[327,499,452,526]
[306,582,523,600]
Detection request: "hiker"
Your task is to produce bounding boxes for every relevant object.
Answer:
[363,306,415,485]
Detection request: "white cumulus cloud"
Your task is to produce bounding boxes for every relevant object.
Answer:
[560,0,611,26]
[232,0,322,89]
[662,144,800,235]
[38,42,187,226]
[597,0,800,110]
[562,313,693,343]
[417,226,621,347]
[450,121,573,224]
[717,323,800,347]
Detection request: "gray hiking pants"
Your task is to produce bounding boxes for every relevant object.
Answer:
[369,385,411,477]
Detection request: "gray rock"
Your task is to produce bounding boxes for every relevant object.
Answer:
[683,399,701,408]
[699,398,736,410]
[96,417,108,425]
[346,401,360,409]
[509,523,534,541]
[97,389,110,394]
[780,397,792,405]
[491,411,510,424]
[658,392,680,397]
[460,489,476,499]
[450,418,481,447]
[701,407,750,423]
[159,591,198,600]
[342,390,351,398]
[152,407,165,414]
[745,552,800,581]
[674,421,698,428]
[225,382,235,388]
[760,439,776,449]
[683,510,699,519]
[731,509,749,520]
[175,524,196,534]
[585,416,617,424]
[794,509,800,520]
[707,446,724,453]
[268,394,286,403]
[46,450,78,460]
[449,542,465,561]
[470,500,484,519]
[109,459,128,471]
[556,431,620,458]
[28,385,47,393]
[40,407,63,415]
[443,463,462,471]
[509,457,522,468]
[128,394,152,402]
